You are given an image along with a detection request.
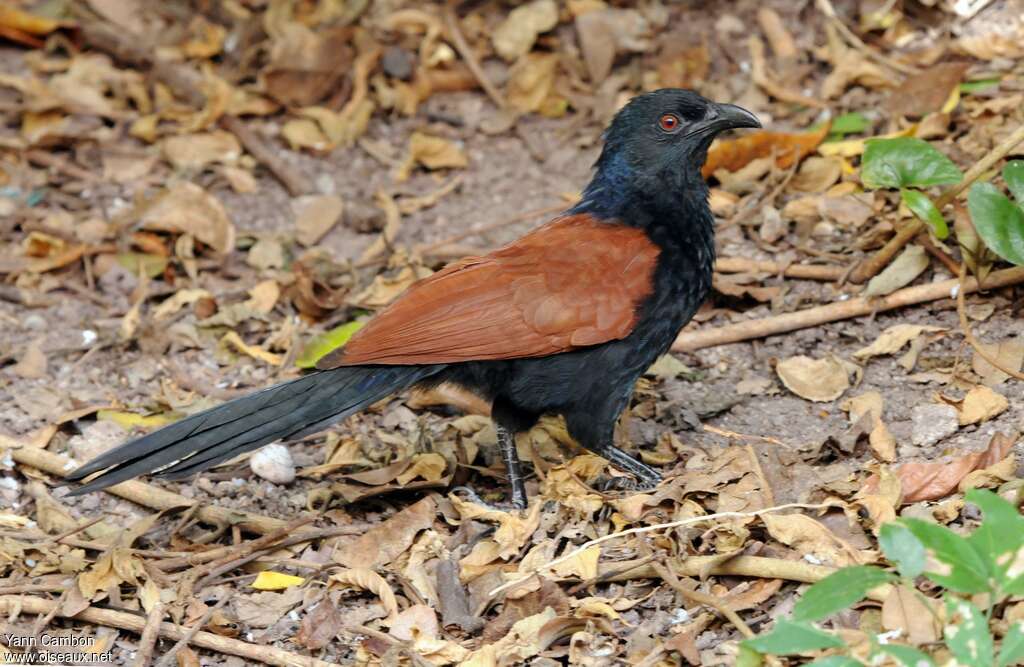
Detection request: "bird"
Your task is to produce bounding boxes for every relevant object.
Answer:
[66,89,760,508]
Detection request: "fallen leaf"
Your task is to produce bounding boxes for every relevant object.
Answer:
[261,24,353,107]
[854,324,944,360]
[296,321,365,369]
[12,338,47,379]
[863,245,929,297]
[332,496,435,569]
[234,588,304,628]
[868,432,1016,504]
[887,62,970,119]
[349,264,432,310]
[492,0,559,62]
[295,595,343,650]
[955,385,1009,425]
[842,391,896,462]
[507,52,559,114]
[329,568,399,620]
[292,194,344,247]
[408,132,467,171]
[139,182,235,254]
[776,355,850,402]
[220,331,283,366]
[252,571,305,591]
[703,123,830,178]
[882,584,941,644]
[789,156,843,193]
[162,130,241,171]
[972,339,1024,386]
[763,513,871,567]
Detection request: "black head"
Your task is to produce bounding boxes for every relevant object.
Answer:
[579,89,760,217]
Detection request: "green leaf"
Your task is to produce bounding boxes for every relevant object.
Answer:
[967,182,1024,266]
[965,488,1024,585]
[295,320,366,369]
[828,112,870,138]
[735,643,764,667]
[879,523,926,579]
[902,518,992,593]
[1004,161,1024,204]
[1003,571,1024,597]
[901,188,949,239]
[742,620,845,655]
[861,137,963,189]
[793,566,895,622]
[876,644,936,667]
[945,597,994,666]
[806,657,864,667]
[960,78,1001,94]
[999,622,1024,667]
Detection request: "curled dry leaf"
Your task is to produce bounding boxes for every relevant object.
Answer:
[261,24,353,107]
[762,513,872,567]
[882,584,941,644]
[138,182,235,254]
[492,0,559,62]
[972,338,1024,386]
[952,385,1009,426]
[842,391,896,462]
[776,355,850,402]
[288,256,347,320]
[507,52,559,114]
[329,568,400,620]
[702,122,830,179]
[332,496,435,569]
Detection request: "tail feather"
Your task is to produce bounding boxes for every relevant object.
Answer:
[65,365,441,494]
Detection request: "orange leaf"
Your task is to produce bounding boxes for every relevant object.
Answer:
[703,122,831,178]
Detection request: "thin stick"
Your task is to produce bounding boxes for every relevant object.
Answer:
[0,596,340,667]
[11,446,287,534]
[443,1,505,108]
[220,116,308,196]
[850,122,1024,284]
[488,502,836,597]
[957,265,1024,380]
[136,602,164,667]
[674,266,1024,352]
[651,560,755,638]
[155,596,230,667]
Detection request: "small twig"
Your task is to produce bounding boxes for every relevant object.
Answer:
[651,560,755,638]
[917,232,961,276]
[488,502,837,597]
[220,116,309,196]
[136,602,164,667]
[154,596,230,667]
[442,0,505,109]
[674,266,1024,352]
[11,446,288,534]
[957,265,1024,381]
[702,424,787,447]
[850,122,1024,284]
[745,444,776,508]
[187,516,315,591]
[35,515,106,546]
[1,596,338,667]
[815,0,919,75]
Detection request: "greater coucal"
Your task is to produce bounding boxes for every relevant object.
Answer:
[67,89,760,507]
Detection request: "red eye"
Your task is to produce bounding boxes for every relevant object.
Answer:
[659,113,680,132]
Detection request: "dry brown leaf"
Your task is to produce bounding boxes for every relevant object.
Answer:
[409,132,467,171]
[703,123,830,178]
[348,264,432,309]
[139,182,235,254]
[329,568,399,620]
[959,453,1017,493]
[292,194,344,247]
[776,355,850,402]
[12,338,47,379]
[887,62,969,119]
[763,513,871,567]
[162,130,240,171]
[955,385,1009,426]
[882,584,941,644]
[295,596,343,650]
[492,0,558,62]
[872,432,1016,504]
[332,496,435,569]
[261,24,353,107]
[973,339,1024,386]
[864,245,929,297]
[842,391,895,462]
[507,52,559,114]
[220,331,283,366]
[854,324,944,361]
[789,156,843,193]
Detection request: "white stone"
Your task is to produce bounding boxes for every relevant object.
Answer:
[911,404,959,447]
[249,444,295,485]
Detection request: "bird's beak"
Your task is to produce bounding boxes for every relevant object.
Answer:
[707,103,762,132]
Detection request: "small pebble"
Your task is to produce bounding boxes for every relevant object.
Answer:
[382,46,415,80]
[911,404,959,447]
[250,443,296,485]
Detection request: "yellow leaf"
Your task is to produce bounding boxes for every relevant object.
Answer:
[97,409,176,429]
[221,331,284,366]
[252,571,306,590]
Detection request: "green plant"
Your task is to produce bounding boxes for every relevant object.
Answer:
[967,161,1024,266]
[860,137,963,239]
[738,489,1024,666]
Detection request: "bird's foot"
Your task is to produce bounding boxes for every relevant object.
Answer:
[595,475,660,494]
[450,485,527,511]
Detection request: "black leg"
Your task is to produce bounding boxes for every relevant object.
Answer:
[587,442,662,489]
[496,425,528,509]
[566,406,662,490]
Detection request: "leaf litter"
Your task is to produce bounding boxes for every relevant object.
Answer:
[0,0,1023,665]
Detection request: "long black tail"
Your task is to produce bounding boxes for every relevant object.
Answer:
[65,364,443,494]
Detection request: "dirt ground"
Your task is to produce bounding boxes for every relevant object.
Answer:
[1,0,1023,664]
